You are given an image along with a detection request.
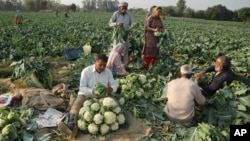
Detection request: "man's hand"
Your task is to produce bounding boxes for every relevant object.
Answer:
[194,71,205,80]
[106,84,113,95]
[116,22,123,26]
[132,22,139,28]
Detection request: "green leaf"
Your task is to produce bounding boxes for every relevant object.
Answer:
[237,104,246,111]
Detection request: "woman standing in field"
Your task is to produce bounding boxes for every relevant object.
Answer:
[142,6,164,69]
[15,9,23,25]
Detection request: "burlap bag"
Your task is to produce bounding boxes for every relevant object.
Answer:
[20,88,66,111]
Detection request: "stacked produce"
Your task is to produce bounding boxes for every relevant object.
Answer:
[77,97,126,135]
[0,107,35,141]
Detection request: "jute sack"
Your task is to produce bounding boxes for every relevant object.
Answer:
[21,88,66,111]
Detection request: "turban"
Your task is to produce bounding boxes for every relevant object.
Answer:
[118,1,128,7]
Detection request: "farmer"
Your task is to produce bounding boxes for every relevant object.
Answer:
[59,54,118,138]
[107,43,134,77]
[141,6,164,69]
[163,64,206,127]
[194,55,234,97]
[15,9,23,25]
[109,1,138,63]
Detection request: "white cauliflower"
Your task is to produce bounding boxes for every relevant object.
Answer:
[83,111,93,122]
[121,84,129,90]
[102,97,118,109]
[135,88,144,97]
[93,113,103,125]
[77,119,88,131]
[116,114,126,125]
[144,83,152,89]
[112,106,121,114]
[118,97,125,105]
[110,122,119,131]
[79,106,90,115]
[83,100,93,107]
[90,102,100,111]
[104,111,116,125]
[138,74,147,84]
[87,123,99,134]
[100,123,110,135]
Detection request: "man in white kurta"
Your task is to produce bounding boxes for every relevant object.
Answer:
[163,65,206,126]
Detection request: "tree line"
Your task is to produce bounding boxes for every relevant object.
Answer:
[0,0,249,22]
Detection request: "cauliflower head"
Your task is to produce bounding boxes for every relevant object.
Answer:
[87,123,99,134]
[93,113,104,125]
[83,100,93,107]
[83,111,93,122]
[102,97,118,109]
[90,102,100,111]
[77,119,88,131]
[118,97,125,105]
[116,113,126,125]
[110,122,119,131]
[104,111,116,125]
[79,106,90,115]
[100,123,110,135]
[112,106,121,114]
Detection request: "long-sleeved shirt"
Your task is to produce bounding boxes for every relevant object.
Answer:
[107,43,127,76]
[201,65,234,95]
[78,65,118,98]
[163,77,206,124]
[109,11,132,31]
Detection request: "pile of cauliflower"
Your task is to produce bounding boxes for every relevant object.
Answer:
[77,97,126,135]
[117,73,165,100]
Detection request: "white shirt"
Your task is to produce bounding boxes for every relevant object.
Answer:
[109,11,132,31]
[78,65,118,98]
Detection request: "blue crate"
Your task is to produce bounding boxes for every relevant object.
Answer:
[64,47,84,61]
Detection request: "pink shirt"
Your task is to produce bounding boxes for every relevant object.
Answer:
[107,43,127,76]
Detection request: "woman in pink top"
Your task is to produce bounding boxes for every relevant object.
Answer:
[107,43,133,77]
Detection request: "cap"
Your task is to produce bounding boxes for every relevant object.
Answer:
[118,1,128,7]
[180,64,193,74]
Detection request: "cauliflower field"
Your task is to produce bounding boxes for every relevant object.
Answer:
[0,11,250,140]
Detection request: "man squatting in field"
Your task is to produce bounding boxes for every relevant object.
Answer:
[194,55,234,97]
[60,54,118,138]
[163,65,206,127]
[109,1,132,63]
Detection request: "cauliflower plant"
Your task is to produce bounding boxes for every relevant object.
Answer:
[93,113,103,125]
[112,106,121,114]
[83,111,93,122]
[0,118,6,128]
[104,111,116,125]
[102,97,118,109]
[90,102,100,111]
[116,114,125,125]
[79,106,90,115]
[110,122,119,131]
[1,124,12,136]
[87,123,99,134]
[78,119,88,131]
[100,123,109,135]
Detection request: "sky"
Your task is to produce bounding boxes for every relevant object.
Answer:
[60,0,250,11]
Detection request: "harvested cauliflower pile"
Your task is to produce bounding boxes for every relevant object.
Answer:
[77,97,126,135]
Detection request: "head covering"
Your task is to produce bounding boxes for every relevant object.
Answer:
[180,64,193,74]
[106,43,127,70]
[118,1,128,7]
[17,9,22,16]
